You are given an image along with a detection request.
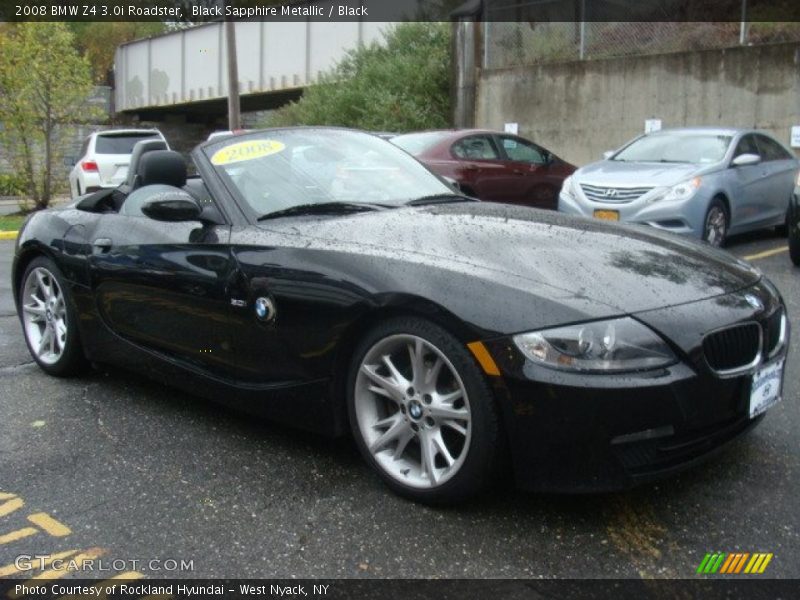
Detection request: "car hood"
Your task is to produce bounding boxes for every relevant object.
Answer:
[576,160,714,187]
[253,202,759,322]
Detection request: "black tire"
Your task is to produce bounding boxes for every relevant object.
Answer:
[347,316,501,504]
[702,197,729,247]
[531,184,557,209]
[790,213,800,266]
[18,256,88,377]
[775,207,789,237]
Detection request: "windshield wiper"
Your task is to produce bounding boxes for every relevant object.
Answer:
[257,202,387,221]
[406,194,475,206]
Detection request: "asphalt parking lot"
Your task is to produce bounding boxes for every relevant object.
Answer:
[0,230,798,581]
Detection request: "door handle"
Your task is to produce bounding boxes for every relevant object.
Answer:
[92,238,112,253]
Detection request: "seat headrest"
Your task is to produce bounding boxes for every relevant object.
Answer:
[138,150,187,189]
[126,139,168,189]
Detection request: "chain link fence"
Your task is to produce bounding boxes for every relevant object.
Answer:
[484,9,800,69]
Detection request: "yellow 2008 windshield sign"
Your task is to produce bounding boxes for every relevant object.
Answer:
[210,139,285,165]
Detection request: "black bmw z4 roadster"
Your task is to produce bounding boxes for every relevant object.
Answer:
[13,128,790,503]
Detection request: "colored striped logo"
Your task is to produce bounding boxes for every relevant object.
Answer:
[696,552,774,574]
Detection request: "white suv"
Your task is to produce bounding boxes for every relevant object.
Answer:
[68,129,169,198]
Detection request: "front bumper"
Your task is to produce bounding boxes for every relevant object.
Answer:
[558,185,711,240]
[483,283,789,492]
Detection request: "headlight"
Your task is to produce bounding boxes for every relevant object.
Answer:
[652,177,702,203]
[560,175,577,199]
[513,317,677,373]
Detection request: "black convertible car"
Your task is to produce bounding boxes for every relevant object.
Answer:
[13,128,790,503]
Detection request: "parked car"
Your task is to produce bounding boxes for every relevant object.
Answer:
[15,128,788,503]
[391,129,576,210]
[68,129,168,198]
[207,129,252,141]
[559,127,798,247]
[789,169,800,266]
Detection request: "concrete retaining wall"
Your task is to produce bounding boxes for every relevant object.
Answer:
[476,43,800,166]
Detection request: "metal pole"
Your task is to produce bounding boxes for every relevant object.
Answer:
[225,19,241,130]
[740,0,748,45]
[579,0,586,59]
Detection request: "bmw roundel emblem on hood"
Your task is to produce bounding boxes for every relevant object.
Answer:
[744,293,763,312]
[254,296,276,322]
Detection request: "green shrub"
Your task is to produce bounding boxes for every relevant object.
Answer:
[266,22,452,132]
[0,173,26,196]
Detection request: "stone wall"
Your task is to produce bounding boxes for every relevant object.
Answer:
[476,43,800,166]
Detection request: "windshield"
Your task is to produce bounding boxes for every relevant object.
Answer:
[613,132,732,164]
[391,131,451,156]
[206,129,452,216]
[95,133,160,154]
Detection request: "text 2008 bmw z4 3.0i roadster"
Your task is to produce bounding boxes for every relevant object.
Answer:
[13,128,790,503]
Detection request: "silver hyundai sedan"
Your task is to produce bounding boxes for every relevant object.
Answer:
[558,128,798,246]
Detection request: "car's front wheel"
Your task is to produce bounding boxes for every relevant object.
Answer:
[703,198,729,247]
[347,317,500,504]
[789,208,800,266]
[19,257,87,376]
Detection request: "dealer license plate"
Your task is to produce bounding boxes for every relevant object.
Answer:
[593,210,619,221]
[749,360,783,418]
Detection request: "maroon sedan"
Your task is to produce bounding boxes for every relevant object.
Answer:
[391,129,576,209]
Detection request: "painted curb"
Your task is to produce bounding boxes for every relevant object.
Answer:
[0,230,19,240]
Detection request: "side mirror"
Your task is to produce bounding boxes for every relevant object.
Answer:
[603,151,614,160]
[732,153,761,167]
[142,190,202,222]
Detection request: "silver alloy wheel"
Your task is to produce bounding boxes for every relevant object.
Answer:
[705,206,727,246]
[354,334,472,489]
[21,267,68,365]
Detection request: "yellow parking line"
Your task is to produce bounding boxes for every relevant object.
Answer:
[27,513,71,537]
[0,493,17,501]
[0,550,79,578]
[0,527,38,545]
[742,246,789,261]
[0,498,24,518]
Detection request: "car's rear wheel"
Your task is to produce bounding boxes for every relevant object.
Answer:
[703,198,729,247]
[790,210,800,266]
[19,257,87,376]
[347,317,500,504]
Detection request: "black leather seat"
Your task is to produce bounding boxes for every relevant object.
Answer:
[136,150,187,188]
[125,139,169,192]
[118,151,188,217]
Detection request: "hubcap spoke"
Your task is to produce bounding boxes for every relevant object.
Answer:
[443,419,467,436]
[23,302,46,320]
[361,364,404,403]
[381,354,409,388]
[407,339,425,386]
[432,431,455,467]
[369,415,409,453]
[35,270,51,299]
[419,431,439,484]
[424,356,443,387]
[37,327,52,356]
[392,429,415,460]
[430,404,469,421]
